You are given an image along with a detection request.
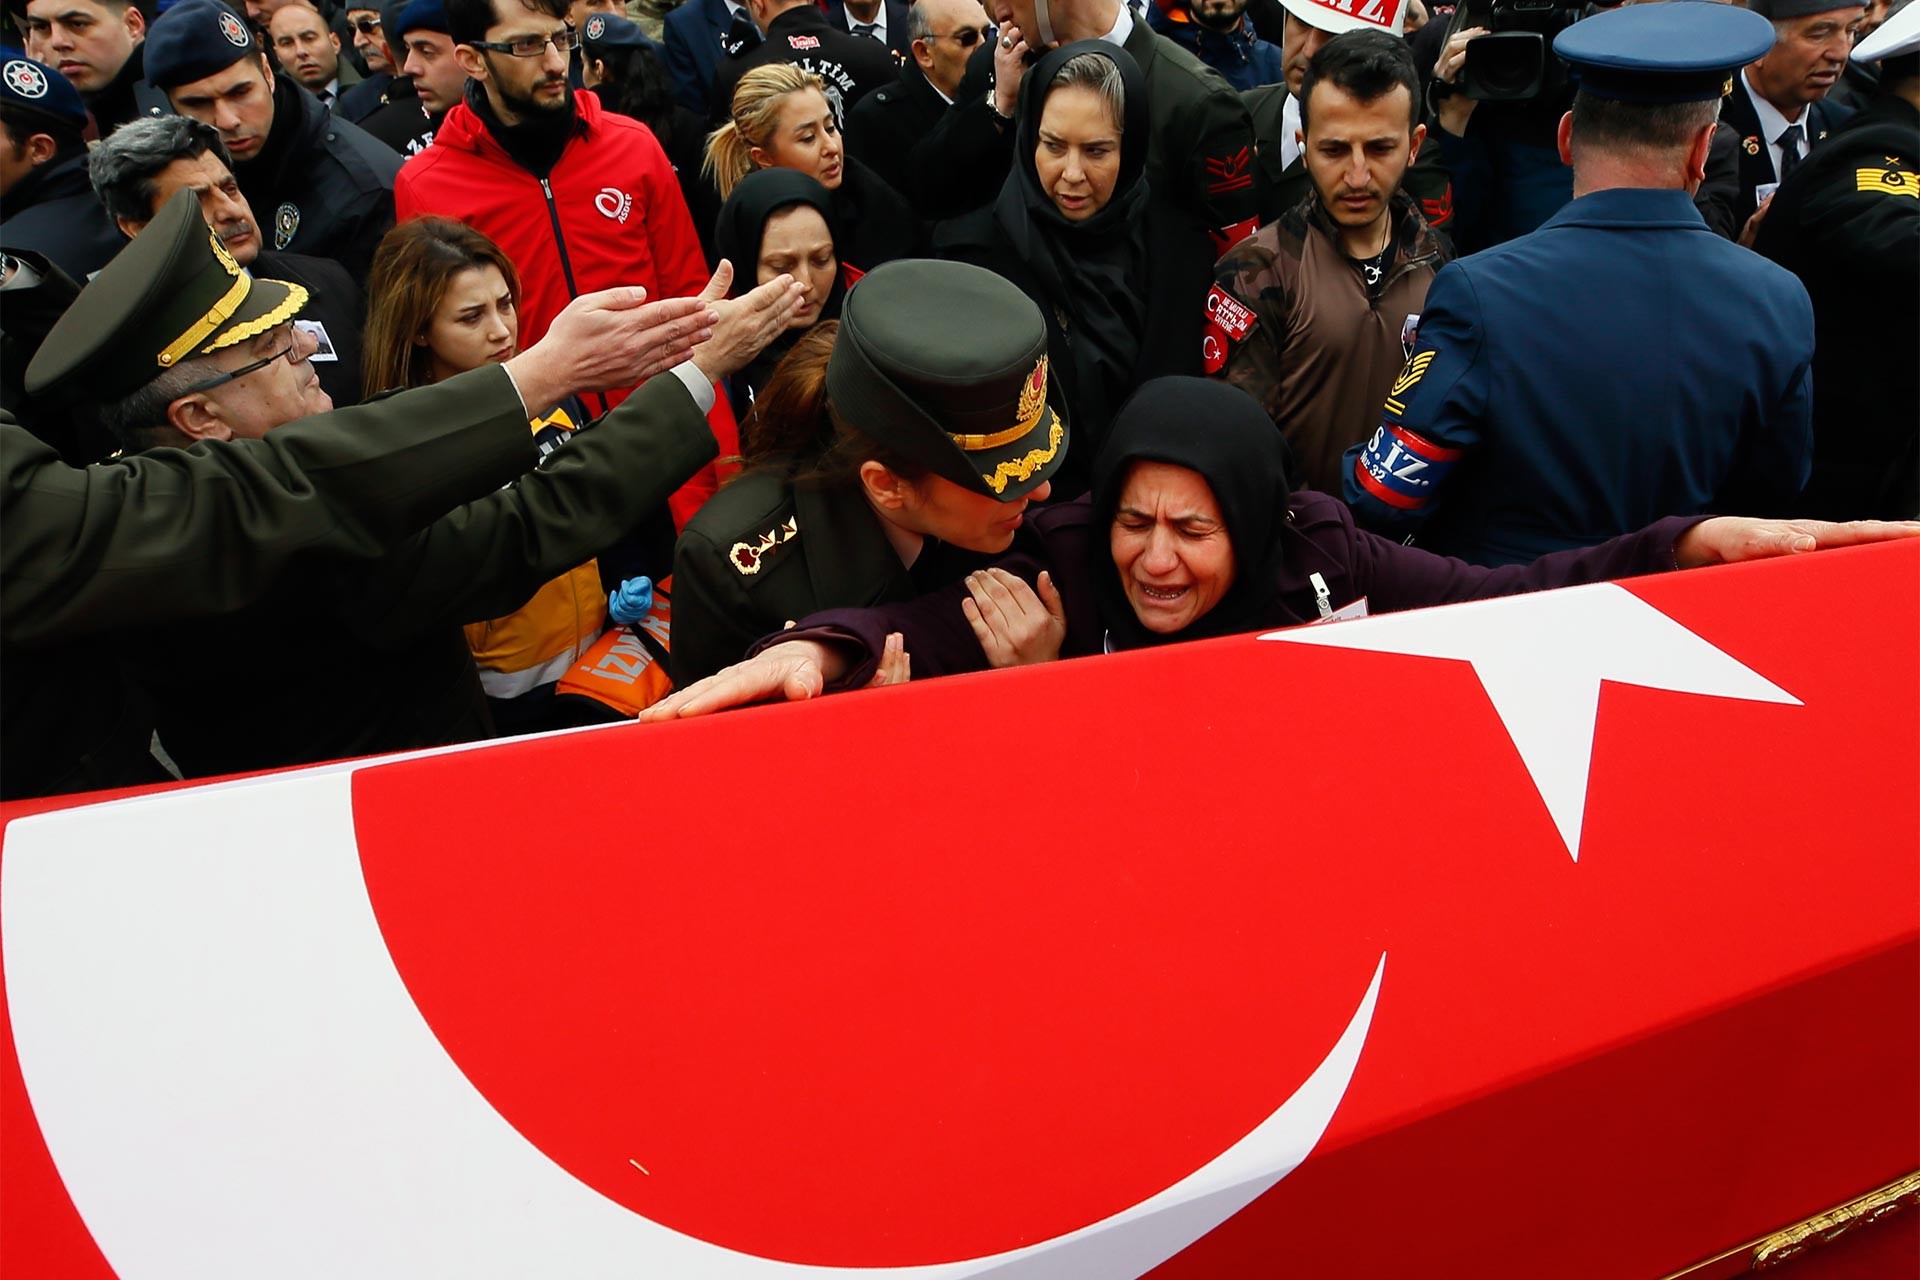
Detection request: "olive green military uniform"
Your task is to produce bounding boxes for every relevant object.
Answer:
[671,260,1068,687]
[671,471,992,687]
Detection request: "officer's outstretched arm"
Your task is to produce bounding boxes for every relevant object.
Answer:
[1343,264,1486,532]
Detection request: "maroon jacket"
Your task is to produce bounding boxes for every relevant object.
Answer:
[766,490,1705,686]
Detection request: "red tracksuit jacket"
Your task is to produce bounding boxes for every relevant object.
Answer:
[395,89,735,527]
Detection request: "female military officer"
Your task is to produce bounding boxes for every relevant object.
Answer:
[668,259,1069,686]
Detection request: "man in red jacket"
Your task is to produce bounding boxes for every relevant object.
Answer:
[394,0,734,528]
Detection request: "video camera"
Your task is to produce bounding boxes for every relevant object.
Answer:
[1445,0,1593,101]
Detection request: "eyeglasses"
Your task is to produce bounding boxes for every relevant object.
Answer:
[928,23,993,47]
[181,325,303,395]
[349,16,381,34]
[468,25,582,56]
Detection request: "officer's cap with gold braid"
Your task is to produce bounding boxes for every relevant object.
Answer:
[25,188,309,407]
[825,260,1068,501]
[1554,2,1776,104]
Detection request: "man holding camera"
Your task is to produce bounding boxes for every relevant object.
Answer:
[1343,2,1815,565]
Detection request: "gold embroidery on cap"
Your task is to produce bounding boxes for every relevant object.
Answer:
[203,281,310,354]
[157,228,252,367]
[950,356,1051,452]
[980,412,1064,494]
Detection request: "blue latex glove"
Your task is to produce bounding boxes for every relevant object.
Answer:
[608,576,654,626]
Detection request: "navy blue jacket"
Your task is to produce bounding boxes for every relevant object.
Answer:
[1144,5,1282,92]
[1342,188,1814,566]
[663,0,737,114]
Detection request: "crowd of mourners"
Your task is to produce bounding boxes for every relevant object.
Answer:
[0,0,1915,798]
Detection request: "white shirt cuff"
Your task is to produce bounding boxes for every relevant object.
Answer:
[668,360,717,413]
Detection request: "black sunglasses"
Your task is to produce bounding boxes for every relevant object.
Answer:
[349,16,381,34]
[928,23,993,47]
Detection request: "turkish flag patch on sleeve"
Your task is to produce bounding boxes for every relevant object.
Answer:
[1202,284,1258,373]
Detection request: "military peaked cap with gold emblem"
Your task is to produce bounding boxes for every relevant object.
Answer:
[25,189,310,407]
[825,260,1068,501]
[1554,2,1777,104]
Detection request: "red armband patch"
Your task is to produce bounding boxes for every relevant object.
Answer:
[1203,147,1254,195]
[1205,285,1258,340]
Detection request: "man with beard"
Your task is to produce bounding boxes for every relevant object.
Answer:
[144,0,401,276]
[14,0,168,133]
[90,113,367,408]
[1209,31,1448,494]
[395,0,741,530]
[1243,0,1451,229]
[1145,0,1283,91]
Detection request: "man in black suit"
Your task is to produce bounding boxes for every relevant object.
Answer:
[708,0,897,122]
[845,0,991,197]
[824,0,913,64]
[664,0,759,114]
[1724,0,1864,236]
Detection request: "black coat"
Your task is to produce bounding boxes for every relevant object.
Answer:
[783,491,1707,686]
[1721,75,1851,232]
[1694,122,1742,240]
[337,72,439,157]
[845,58,949,205]
[0,151,125,283]
[235,75,401,278]
[709,4,898,125]
[832,155,919,271]
[253,250,367,409]
[1752,95,1920,520]
[79,41,169,137]
[903,40,1006,219]
[934,196,1213,500]
[670,467,990,685]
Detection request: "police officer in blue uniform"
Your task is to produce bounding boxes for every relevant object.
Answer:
[1343,2,1816,566]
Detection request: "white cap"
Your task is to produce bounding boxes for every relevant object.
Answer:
[1855,0,1920,60]
[1275,0,1408,38]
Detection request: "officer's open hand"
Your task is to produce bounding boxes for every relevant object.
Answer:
[639,638,852,721]
[506,286,714,411]
[1675,516,1920,568]
[687,262,806,383]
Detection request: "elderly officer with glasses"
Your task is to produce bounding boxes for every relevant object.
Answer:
[396,0,734,528]
[845,0,994,196]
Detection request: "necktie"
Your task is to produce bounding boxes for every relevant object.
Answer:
[852,21,880,39]
[1777,122,1804,181]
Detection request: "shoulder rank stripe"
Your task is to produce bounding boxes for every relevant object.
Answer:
[1857,167,1918,197]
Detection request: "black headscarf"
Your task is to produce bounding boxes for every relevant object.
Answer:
[1088,377,1293,650]
[994,41,1152,437]
[712,168,847,398]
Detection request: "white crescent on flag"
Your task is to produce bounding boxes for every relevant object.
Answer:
[4,764,1384,1278]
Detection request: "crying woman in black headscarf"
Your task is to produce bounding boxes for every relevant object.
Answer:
[711,168,850,415]
[642,376,1826,720]
[933,41,1214,501]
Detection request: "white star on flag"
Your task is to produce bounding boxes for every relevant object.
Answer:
[1263,582,1801,862]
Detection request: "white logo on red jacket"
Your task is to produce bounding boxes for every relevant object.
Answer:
[595,187,633,224]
